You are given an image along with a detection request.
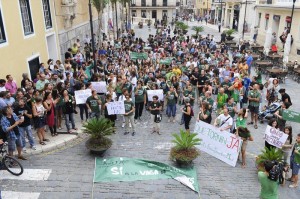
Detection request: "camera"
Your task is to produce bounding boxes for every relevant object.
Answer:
[267,160,286,184]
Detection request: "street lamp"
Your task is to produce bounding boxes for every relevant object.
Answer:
[88,0,97,72]
[290,0,296,33]
[242,0,248,40]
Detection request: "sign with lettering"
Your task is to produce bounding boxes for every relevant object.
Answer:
[194,121,242,167]
[91,81,107,93]
[283,109,300,123]
[147,90,164,101]
[94,157,199,193]
[264,125,288,148]
[106,101,125,115]
[74,89,92,104]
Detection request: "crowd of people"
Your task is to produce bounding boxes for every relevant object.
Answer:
[0,21,299,197]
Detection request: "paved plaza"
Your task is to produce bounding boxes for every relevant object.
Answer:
[1,22,300,199]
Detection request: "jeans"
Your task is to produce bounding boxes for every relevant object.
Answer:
[125,115,135,132]
[64,113,75,131]
[166,104,176,117]
[79,104,88,121]
[18,125,35,147]
[134,102,144,119]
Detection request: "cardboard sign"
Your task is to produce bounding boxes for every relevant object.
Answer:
[194,121,242,167]
[74,89,92,104]
[147,90,164,101]
[264,125,288,148]
[91,81,107,93]
[106,101,125,115]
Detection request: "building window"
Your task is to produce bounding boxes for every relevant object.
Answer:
[152,0,157,6]
[163,10,168,20]
[0,9,6,44]
[258,13,261,28]
[19,0,34,35]
[163,0,168,6]
[42,0,52,29]
[141,0,146,6]
[132,10,136,17]
[141,10,146,18]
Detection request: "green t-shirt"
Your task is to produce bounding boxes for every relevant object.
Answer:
[167,91,176,105]
[258,171,279,199]
[86,95,100,113]
[217,93,228,109]
[124,101,134,116]
[134,87,145,103]
[225,102,236,118]
[232,88,240,103]
[236,116,247,128]
[248,90,261,107]
[183,90,195,105]
[294,143,300,164]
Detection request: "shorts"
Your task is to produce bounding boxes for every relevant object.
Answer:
[7,135,22,152]
[291,161,300,175]
[34,116,46,129]
[248,105,259,114]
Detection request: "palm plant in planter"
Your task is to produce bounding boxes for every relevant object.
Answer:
[192,26,204,39]
[175,21,189,35]
[83,118,116,155]
[170,130,201,167]
[255,147,283,171]
[226,29,237,41]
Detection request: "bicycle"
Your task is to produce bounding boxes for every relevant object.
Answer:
[0,142,24,176]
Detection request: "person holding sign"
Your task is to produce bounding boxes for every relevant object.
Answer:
[134,80,146,122]
[265,119,279,150]
[86,90,102,119]
[166,86,178,123]
[149,95,162,135]
[214,108,233,133]
[123,94,135,136]
[235,127,253,168]
[104,94,116,127]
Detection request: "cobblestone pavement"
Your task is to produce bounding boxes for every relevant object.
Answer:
[1,23,300,199]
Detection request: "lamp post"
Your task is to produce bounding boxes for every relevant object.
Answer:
[290,0,296,33]
[242,0,248,39]
[88,0,97,72]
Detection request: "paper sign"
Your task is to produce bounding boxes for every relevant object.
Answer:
[147,90,164,101]
[264,125,288,148]
[194,121,242,167]
[91,81,107,93]
[74,89,92,104]
[106,101,125,115]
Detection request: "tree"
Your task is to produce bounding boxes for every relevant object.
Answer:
[119,0,131,31]
[192,26,204,36]
[110,0,119,39]
[92,0,109,47]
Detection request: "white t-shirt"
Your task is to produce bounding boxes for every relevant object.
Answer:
[0,86,6,92]
[216,114,233,133]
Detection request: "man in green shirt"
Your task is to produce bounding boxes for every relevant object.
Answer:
[258,160,279,199]
[86,90,101,119]
[202,91,214,113]
[166,86,178,122]
[216,88,228,111]
[183,85,195,106]
[289,133,300,188]
[247,84,261,129]
[124,94,135,136]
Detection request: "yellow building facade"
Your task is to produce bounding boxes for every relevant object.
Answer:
[195,0,212,16]
[0,0,59,84]
[255,0,300,60]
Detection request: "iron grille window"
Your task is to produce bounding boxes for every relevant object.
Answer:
[0,9,6,43]
[42,0,52,29]
[163,0,168,6]
[19,0,34,35]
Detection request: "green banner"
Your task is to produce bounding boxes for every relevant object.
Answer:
[130,52,148,60]
[283,109,300,123]
[160,57,173,65]
[94,157,199,193]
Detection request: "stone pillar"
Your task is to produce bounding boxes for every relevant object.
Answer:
[229,8,234,29]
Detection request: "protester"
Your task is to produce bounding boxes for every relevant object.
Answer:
[258,160,279,198]
[247,84,261,129]
[214,107,233,133]
[289,133,300,188]
[149,95,162,135]
[123,94,135,136]
[182,97,192,133]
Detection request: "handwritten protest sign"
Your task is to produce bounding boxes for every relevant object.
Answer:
[147,90,164,101]
[91,82,107,93]
[107,101,125,115]
[264,125,288,148]
[75,89,92,104]
[194,121,242,167]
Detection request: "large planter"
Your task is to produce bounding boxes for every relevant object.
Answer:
[226,36,234,41]
[170,147,199,168]
[85,137,112,156]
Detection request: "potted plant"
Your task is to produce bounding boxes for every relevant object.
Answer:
[83,118,116,155]
[255,147,283,171]
[175,21,189,35]
[170,130,201,167]
[226,29,237,41]
[192,26,204,39]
